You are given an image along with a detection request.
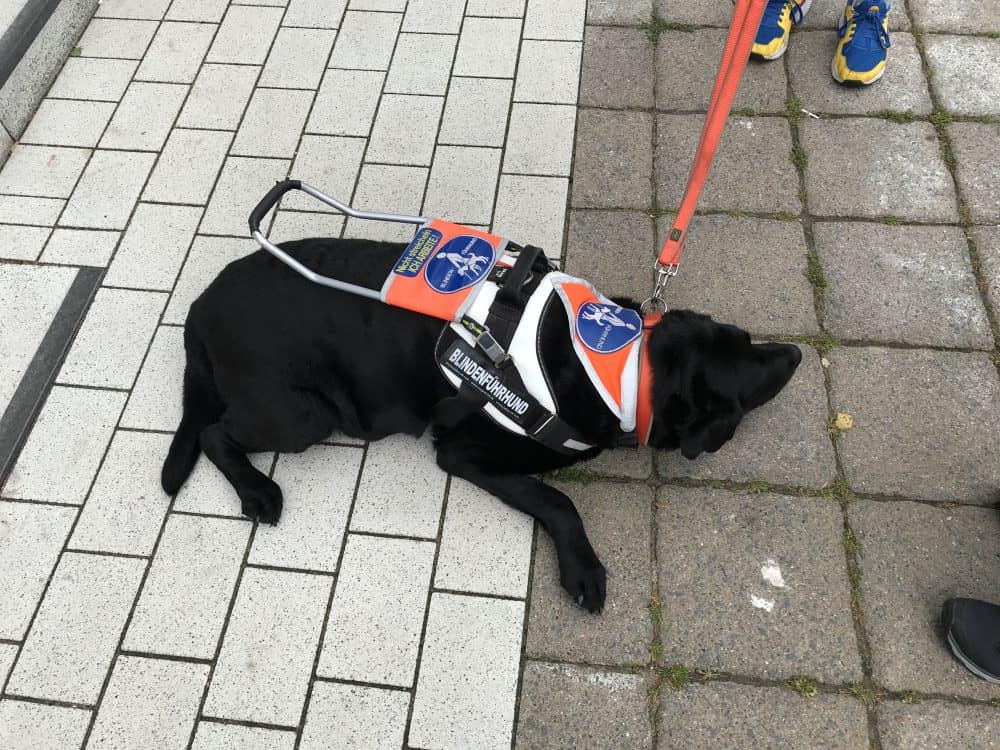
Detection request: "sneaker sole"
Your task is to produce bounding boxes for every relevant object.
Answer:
[946,631,1000,685]
[831,54,885,86]
[750,0,813,62]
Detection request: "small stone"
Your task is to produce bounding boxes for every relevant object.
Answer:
[834,412,853,431]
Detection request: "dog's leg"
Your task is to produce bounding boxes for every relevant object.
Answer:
[200,422,282,524]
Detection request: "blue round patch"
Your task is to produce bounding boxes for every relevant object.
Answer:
[576,302,642,353]
[424,235,495,294]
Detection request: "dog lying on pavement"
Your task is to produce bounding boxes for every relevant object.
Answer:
[161,237,801,613]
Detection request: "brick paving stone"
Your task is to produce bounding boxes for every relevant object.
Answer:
[0,700,91,749]
[2,386,125,503]
[0,196,64,225]
[385,33,458,96]
[655,214,819,336]
[120,325,184,431]
[515,40,582,105]
[284,0,346,28]
[0,502,76,640]
[366,94,444,166]
[88,656,209,749]
[454,17,522,77]
[77,18,158,58]
[6,552,145,704]
[104,203,201,290]
[203,568,331,725]
[403,0,464,33]
[515,661,651,749]
[39,228,119,267]
[57,288,166,389]
[207,5,283,65]
[328,10,403,71]
[350,434,447,538]
[830,347,1000,504]
[423,146,501,225]
[801,118,957,221]
[300,682,409,750]
[926,36,1000,116]
[434,477,533,598]
[878,700,1000,749]
[564,209,653,300]
[527,482,652,666]
[656,115,800,213]
[232,88,314,159]
[659,682,870,748]
[657,30,788,114]
[573,109,652,209]
[787,32,932,116]
[973,224,1000,318]
[192,722,297,750]
[409,593,524,749]
[951,121,1000,224]
[815,222,992,349]
[173,452,274,517]
[163,237,256,324]
[273,211,345,241]
[199,157,290,237]
[659,348,837,488]
[308,70,385,137]
[0,643,15,683]
[911,0,1000,33]
[850,501,1000,701]
[144,129,233,205]
[438,77,512,147]
[525,0,586,41]
[653,0,742,26]
[47,57,138,101]
[0,145,90,198]
[504,103,578,176]
[20,100,115,149]
[587,0,651,23]
[467,0,525,14]
[0,224,50,261]
[249,445,362,572]
[96,0,171,19]
[344,163,426,242]
[580,446,653,479]
[806,0,911,30]
[657,487,863,683]
[167,0,230,23]
[283,135,366,213]
[60,150,157,230]
[178,64,260,131]
[493,175,568,258]
[260,28,336,89]
[135,22,216,83]
[579,26,653,109]
[317,534,435,686]
[124,514,251,659]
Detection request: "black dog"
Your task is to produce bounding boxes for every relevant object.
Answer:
[161,238,801,612]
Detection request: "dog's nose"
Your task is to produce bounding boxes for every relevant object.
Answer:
[787,344,802,368]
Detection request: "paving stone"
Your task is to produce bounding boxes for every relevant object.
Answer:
[39,228,119,266]
[0,643,16,684]
[565,209,654,301]
[851,501,1000,701]
[910,0,999,32]
[88,656,209,749]
[47,57,137,101]
[515,40,582,104]
[343,163,426,243]
[260,28,337,89]
[657,30,788,113]
[203,568,331,725]
[0,224,49,261]
[308,69,385,136]
[120,325,184,431]
[505,103,577,177]
[515,662,651,749]
[232,88,314,158]
[925,35,1000,116]
[173,452,274,517]
[788,32,932,116]
[272,211,345,241]
[655,214,818,336]
[350,434,447,538]
[580,446,653,479]
[6,552,145,704]
[104,203,201,290]
[77,18,158,58]
[0,196,64,225]
[527,481,652,666]
[878,700,1000,749]
[659,347,836,486]
[454,17,521,77]
[135,21,216,83]
[402,0,464,33]
[805,0,912,30]
[58,288,166,389]
[587,0,651,23]
[0,145,89,198]
[164,236,256,323]
[300,682,409,750]
[467,0,525,14]
[20,100,116,148]
[579,27,653,109]
[385,33,457,96]
[352,0,405,9]
[192,722,297,750]
[249,445,362,572]
[830,347,1000,503]
[816,222,991,349]
[96,0,170,19]
[285,0,346,28]
[124,514,250,658]
[167,0,230,23]
[0,502,76,640]
[973,224,1000,319]
[951,121,1000,224]
[328,10,402,70]
[659,682,870,748]
[438,77,512,147]
[144,129,232,205]
[366,94,443,166]
[423,146,501,225]
[573,109,652,209]
[0,700,91,750]
[200,157,290,237]
[409,593,524,749]
[178,64,260,130]
[2,386,125,503]
[525,0,585,41]
[282,135,366,213]
[657,487,863,682]
[60,150,157,230]
[492,175,568,258]
[207,5,284,65]
[656,115,800,213]
[318,534,435,686]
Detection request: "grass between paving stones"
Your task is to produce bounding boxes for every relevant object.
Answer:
[544,466,606,483]
[641,14,695,43]
[900,690,922,704]
[847,683,880,709]
[822,477,857,503]
[660,664,691,690]
[877,109,917,124]
[649,594,664,663]
[784,95,806,125]
[790,145,808,170]
[734,107,756,117]
[788,675,820,698]
[804,249,826,291]
[776,330,839,354]
[882,215,902,225]
[843,527,860,556]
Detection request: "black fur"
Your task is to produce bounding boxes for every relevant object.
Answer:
[162,238,801,612]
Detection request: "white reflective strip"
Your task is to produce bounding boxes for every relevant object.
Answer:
[563,438,594,451]
[506,272,558,413]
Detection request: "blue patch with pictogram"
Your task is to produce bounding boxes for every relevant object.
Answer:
[576,302,642,353]
[424,235,495,294]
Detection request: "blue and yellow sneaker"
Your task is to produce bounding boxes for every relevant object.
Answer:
[832,0,892,85]
[751,0,813,61]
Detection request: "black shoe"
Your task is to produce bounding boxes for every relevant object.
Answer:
[942,598,1000,685]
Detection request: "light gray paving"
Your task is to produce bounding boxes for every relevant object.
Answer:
[504,103,576,176]
[173,451,274,518]
[0,644,16,684]
[191,722,297,750]
[0,699,91,750]
[199,157,290,236]
[135,21,216,83]
[167,0,229,23]
[344,163,426,242]
[120,325,185,431]
[283,135,366,213]
[492,175,568,257]
[19,99,116,148]
[0,145,90,198]
[366,93,443,166]
[385,33,457,96]
[47,57,137,101]
[403,0,464,33]
[438,77,512,147]
[143,129,233,205]
[104,203,202,290]
[260,28,336,90]
[163,237,256,323]
[423,146,501,225]
[96,0,170,20]
[59,149,157,230]
[77,18,158,59]
[300,681,409,750]
[232,88,314,159]
[0,224,49,261]
[0,195,64,225]
[515,40,582,104]
[308,69,385,137]
[453,17,521,77]
[328,10,402,71]
[39,227,118,266]
[925,35,1000,116]
[207,5,283,65]
[178,64,260,130]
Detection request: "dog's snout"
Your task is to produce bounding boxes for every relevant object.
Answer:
[787,344,802,368]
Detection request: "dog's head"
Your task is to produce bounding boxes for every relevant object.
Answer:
[645,310,801,459]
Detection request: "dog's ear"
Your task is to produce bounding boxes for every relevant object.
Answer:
[677,388,744,460]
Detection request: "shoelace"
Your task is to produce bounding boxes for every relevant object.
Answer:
[842,2,892,50]
[761,0,806,29]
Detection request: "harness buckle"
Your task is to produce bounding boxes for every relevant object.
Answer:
[640,262,678,315]
[475,329,511,368]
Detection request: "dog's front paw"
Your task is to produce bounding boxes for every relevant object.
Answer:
[559,548,607,614]
[238,477,283,525]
